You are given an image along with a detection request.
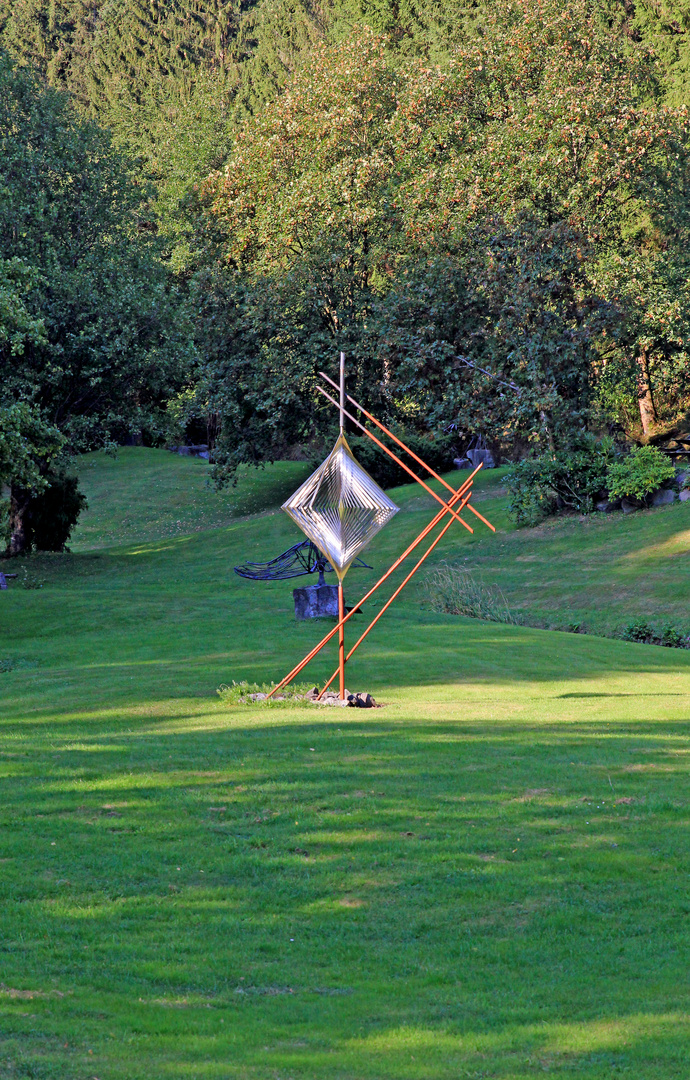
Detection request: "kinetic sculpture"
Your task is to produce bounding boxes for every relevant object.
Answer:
[234,539,371,583]
[268,353,496,701]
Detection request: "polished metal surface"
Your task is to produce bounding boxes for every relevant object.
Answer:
[282,434,399,580]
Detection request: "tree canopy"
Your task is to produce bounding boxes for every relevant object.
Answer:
[2,0,690,506]
[0,54,193,551]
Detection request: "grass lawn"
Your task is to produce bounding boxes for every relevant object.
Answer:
[0,448,689,1078]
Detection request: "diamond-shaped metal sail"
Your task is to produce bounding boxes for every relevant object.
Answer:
[282,434,399,580]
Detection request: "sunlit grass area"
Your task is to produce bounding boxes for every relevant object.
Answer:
[1,449,689,1078]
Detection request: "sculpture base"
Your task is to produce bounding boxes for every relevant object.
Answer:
[293,584,339,620]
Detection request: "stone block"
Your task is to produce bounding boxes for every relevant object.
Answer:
[651,488,676,507]
[467,448,495,468]
[293,584,339,620]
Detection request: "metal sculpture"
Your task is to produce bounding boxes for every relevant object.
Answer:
[267,354,496,701]
[283,435,399,578]
[234,539,370,583]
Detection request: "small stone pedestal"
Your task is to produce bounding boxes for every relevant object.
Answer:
[293,584,339,620]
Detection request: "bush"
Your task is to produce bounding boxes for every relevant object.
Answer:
[606,446,675,503]
[506,436,617,526]
[620,619,654,643]
[216,680,316,706]
[423,563,518,623]
[26,470,87,551]
[619,620,688,647]
[348,430,456,489]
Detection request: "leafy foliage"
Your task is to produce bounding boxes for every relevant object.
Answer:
[347,430,456,489]
[506,437,618,525]
[0,54,193,551]
[21,469,87,551]
[216,679,316,706]
[197,2,690,478]
[0,404,63,493]
[606,445,676,503]
[619,619,689,647]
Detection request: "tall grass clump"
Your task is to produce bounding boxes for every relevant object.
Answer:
[424,563,518,623]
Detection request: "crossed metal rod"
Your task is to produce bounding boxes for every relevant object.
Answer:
[318,372,496,533]
[267,382,496,699]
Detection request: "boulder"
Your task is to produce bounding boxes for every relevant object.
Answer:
[595,499,620,513]
[680,490,690,503]
[467,447,495,469]
[311,689,377,707]
[293,584,339,619]
[453,457,472,470]
[349,691,376,708]
[651,488,676,507]
[621,498,639,514]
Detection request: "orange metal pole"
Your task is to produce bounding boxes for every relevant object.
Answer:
[266,468,482,697]
[316,386,474,534]
[319,372,497,533]
[465,502,495,530]
[318,492,472,697]
[338,583,345,700]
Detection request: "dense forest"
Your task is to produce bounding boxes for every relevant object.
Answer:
[2,0,690,550]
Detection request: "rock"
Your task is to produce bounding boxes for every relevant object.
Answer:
[0,573,6,590]
[675,470,688,486]
[467,448,495,469]
[595,499,620,513]
[621,498,639,514]
[453,457,472,470]
[314,690,351,707]
[170,444,209,458]
[651,488,676,507]
[349,691,376,708]
[293,584,339,620]
[311,689,377,707]
[680,490,690,502]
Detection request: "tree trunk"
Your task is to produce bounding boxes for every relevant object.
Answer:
[637,350,657,436]
[7,485,31,556]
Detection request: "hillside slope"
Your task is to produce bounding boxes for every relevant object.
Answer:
[0,450,688,1079]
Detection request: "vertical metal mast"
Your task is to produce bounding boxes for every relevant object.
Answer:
[338,351,346,699]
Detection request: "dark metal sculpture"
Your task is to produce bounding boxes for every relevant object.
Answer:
[234,539,371,583]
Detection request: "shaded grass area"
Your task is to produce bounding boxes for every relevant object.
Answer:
[0,451,689,1078]
[73,448,313,550]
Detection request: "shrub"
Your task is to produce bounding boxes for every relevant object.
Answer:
[620,620,654,643]
[217,680,316,706]
[506,436,617,526]
[26,470,87,551]
[348,430,456,490]
[619,620,688,647]
[423,563,518,623]
[660,625,687,648]
[606,446,675,503]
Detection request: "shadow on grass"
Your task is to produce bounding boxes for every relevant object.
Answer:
[558,691,686,698]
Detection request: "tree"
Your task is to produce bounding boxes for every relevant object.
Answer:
[199,5,688,473]
[379,0,689,445]
[198,28,414,479]
[0,53,193,552]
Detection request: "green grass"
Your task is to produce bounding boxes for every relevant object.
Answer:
[0,448,689,1078]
